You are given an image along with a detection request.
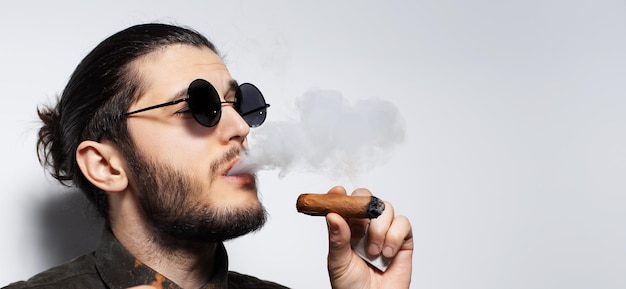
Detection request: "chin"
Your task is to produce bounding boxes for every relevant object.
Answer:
[210,180,260,205]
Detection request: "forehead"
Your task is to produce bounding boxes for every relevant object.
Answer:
[130,44,233,103]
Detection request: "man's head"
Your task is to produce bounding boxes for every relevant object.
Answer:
[37,23,267,242]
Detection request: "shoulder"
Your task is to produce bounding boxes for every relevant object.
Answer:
[2,253,105,289]
[228,271,291,289]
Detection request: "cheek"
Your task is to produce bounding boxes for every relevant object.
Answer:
[129,120,214,166]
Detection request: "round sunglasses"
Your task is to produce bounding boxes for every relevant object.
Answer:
[125,79,270,127]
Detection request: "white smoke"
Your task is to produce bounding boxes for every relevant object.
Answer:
[229,88,405,180]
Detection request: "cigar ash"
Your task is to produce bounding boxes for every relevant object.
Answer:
[365,196,385,218]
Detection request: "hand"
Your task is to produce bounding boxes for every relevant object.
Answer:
[326,186,413,289]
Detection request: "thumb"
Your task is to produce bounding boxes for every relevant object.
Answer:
[326,212,353,273]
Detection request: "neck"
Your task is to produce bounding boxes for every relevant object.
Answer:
[109,193,218,289]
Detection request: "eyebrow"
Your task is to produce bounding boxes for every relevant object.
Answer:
[170,86,188,102]
[168,79,240,102]
[226,79,239,98]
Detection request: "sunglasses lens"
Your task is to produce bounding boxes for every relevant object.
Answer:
[236,83,268,127]
[188,79,221,127]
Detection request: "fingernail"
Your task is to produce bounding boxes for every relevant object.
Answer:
[368,244,380,255]
[383,246,394,257]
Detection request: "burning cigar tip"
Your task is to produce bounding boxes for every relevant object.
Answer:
[296,193,386,219]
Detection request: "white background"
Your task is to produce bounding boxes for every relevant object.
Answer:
[1,1,626,288]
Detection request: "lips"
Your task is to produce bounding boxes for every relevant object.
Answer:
[226,159,249,176]
[227,153,261,176]
[222,155,242,176]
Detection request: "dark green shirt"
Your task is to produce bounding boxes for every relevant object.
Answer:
[3,228,289,289]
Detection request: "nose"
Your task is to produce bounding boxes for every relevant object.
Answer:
[216,104,250,144]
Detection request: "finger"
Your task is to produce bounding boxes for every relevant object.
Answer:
[381,215,412,258]
[366,200,395,255]
[326,212,353,272]
[126,286,157,289]
[326,185,347,195]
[382,218,414,284]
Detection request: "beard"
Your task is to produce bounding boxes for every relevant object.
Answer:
[125,146,267,243]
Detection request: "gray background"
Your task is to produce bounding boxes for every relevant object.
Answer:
[1,1,625,288]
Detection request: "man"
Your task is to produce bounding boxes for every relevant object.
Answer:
[4,23,413,289]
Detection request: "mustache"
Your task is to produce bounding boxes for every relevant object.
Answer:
[211,146,244,175]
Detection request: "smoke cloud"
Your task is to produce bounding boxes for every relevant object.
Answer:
[229,88,406,181]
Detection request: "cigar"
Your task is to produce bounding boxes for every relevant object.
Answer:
[296,193,386,219]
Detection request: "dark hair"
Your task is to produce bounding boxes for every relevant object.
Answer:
[37,23,217,219]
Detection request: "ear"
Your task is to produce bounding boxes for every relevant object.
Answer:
[76,140,129,193]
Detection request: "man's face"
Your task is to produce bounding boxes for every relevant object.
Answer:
[124,44,266,242]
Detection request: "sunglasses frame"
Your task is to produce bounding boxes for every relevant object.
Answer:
[125,79,269,127]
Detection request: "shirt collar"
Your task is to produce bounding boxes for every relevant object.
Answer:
[95,227,229,289]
